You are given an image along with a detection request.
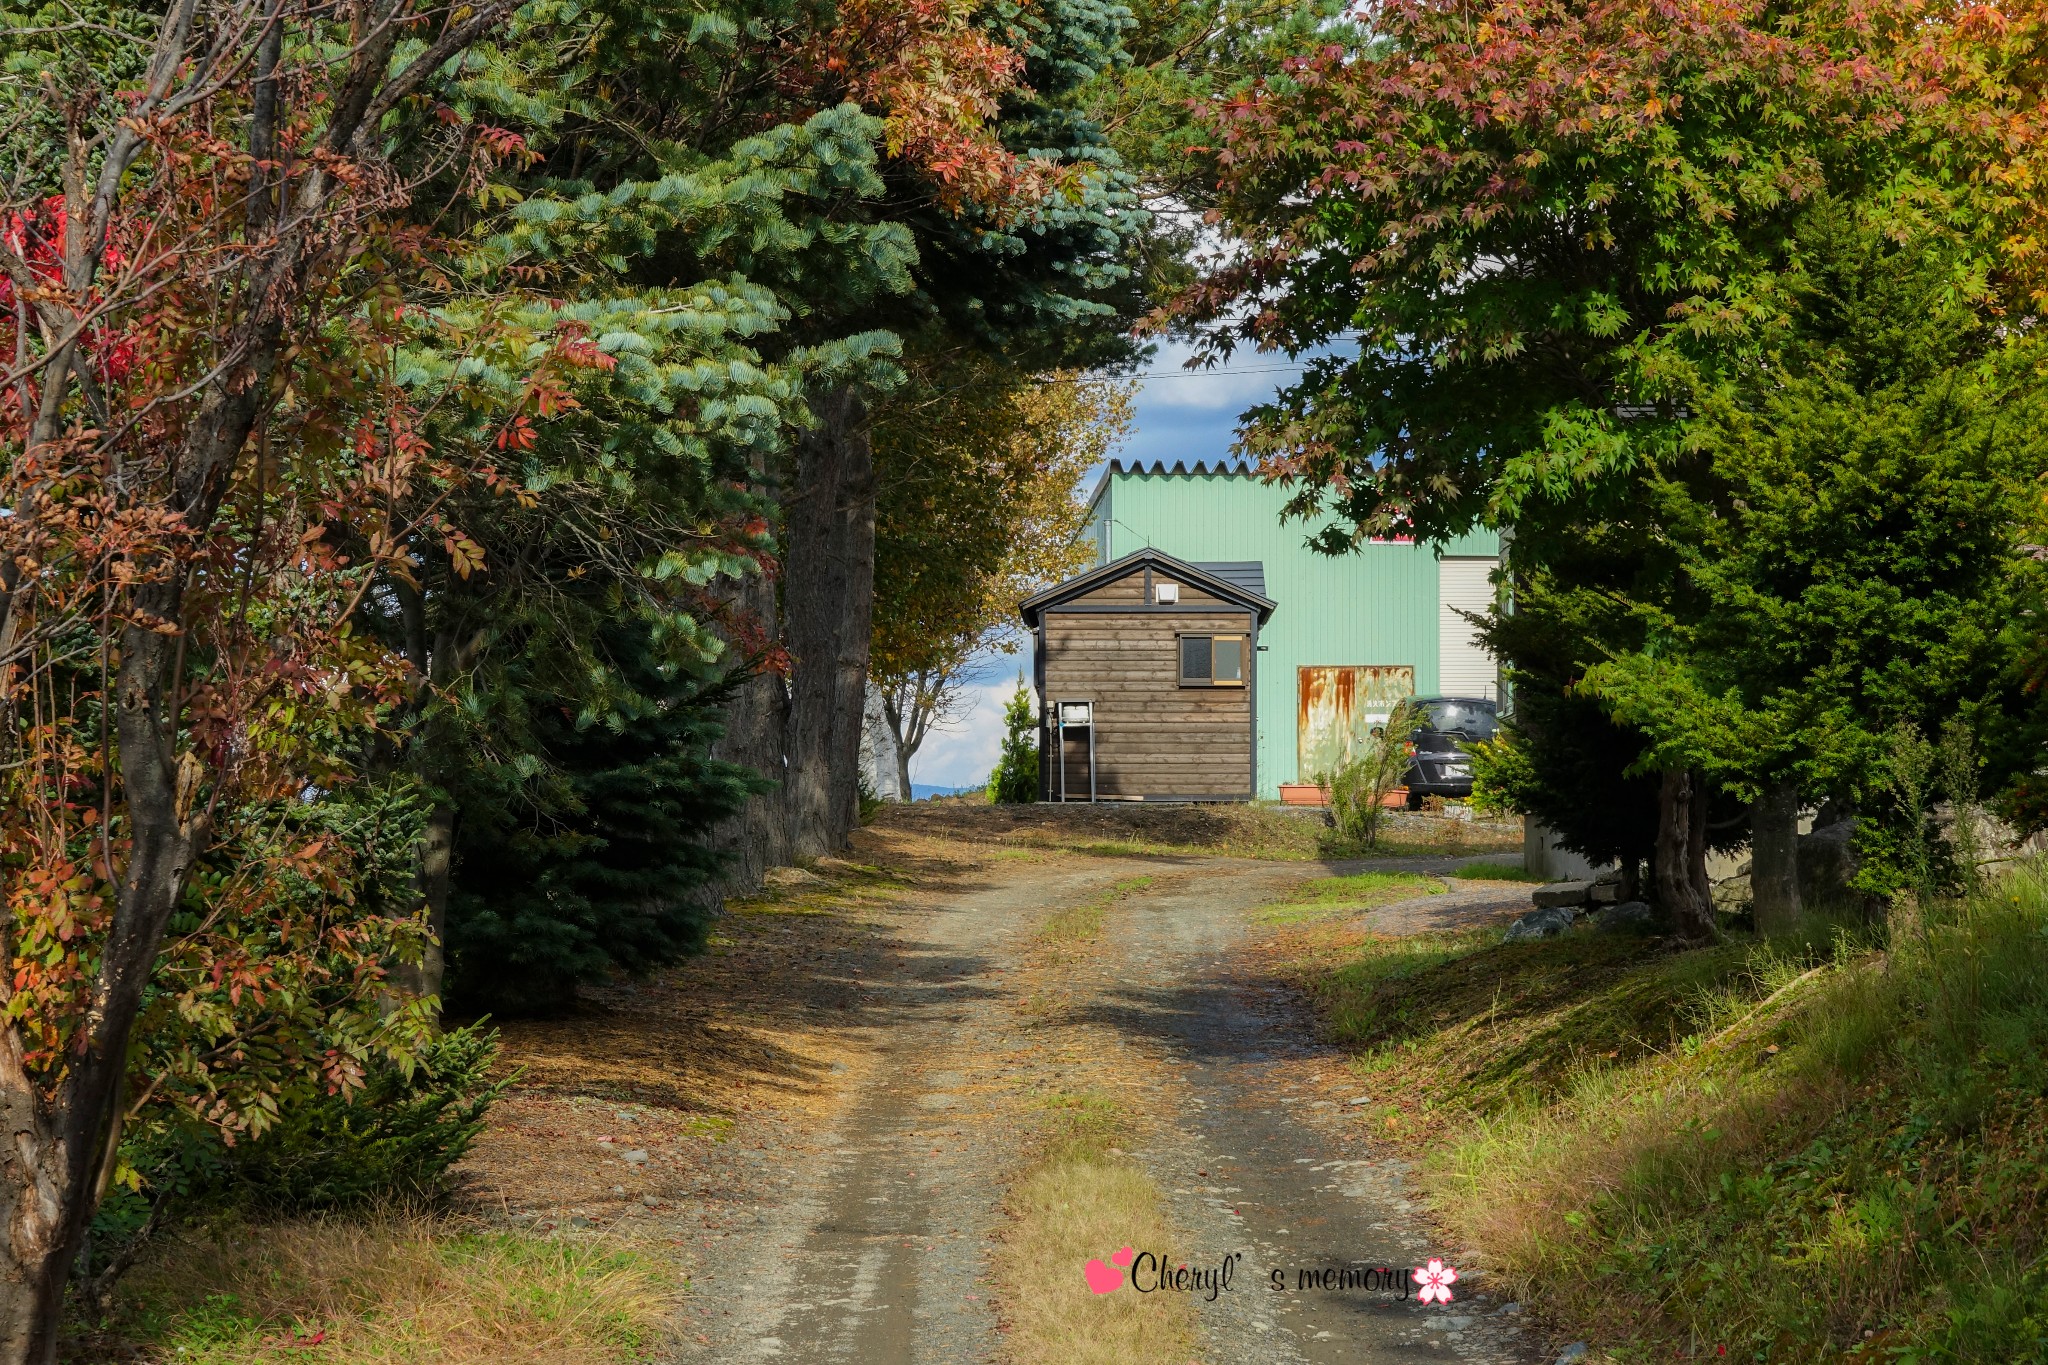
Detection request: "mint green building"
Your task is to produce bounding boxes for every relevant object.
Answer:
[1082,459,1501,800]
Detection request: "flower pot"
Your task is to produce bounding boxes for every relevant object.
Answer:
[1278,783,1330,806]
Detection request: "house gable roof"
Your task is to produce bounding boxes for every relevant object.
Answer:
[1019,547,1276,628]
[1192,561,1266,599]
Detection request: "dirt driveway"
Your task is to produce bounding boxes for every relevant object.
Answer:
[460,820,1546,1365]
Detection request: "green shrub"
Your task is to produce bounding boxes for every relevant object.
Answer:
[142,1025,512,1215]
[226,1026,511,1211]
[1326,701,1418,850]
[444,621,763,1016]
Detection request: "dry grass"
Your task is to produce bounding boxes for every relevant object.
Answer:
[875,800,1522,863]
[1347,812,1524,858]
[110,1214,675,1364]
[878,801,1330,860]
[993,1096,1196,1365]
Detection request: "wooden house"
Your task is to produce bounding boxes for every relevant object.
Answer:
[1081,460,1501,799]
[1019,549,1277,801]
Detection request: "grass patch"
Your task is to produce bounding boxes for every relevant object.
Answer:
[679,1114,733,1141]
[1285,862,2048,1360]
[993,1094,1195,1365]
[100,1213,675,1363]
[1447,861,1542,882]
[1256,872,1443,925]
[1039,877,1153,944]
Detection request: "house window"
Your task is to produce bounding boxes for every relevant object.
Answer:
[1179,634,1246,687]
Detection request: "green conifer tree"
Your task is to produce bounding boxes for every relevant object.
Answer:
[444,619,764,1014]
[986,681,1042,804]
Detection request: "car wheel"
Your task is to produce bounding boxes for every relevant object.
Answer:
[1405,790,1423,811]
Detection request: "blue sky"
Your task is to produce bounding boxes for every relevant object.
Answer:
[907,340,1316,790]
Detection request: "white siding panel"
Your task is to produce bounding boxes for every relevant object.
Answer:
[1438,558,1499,700]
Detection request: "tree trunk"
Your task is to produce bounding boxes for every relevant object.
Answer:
[390,578,449,1010]
[707,576,794,893]
[880,689,923,802]
[0,619,208,1365]
[1751,780,1804,938]
[413,801,455,1006]
[0,1034,76,1365]
[886,701,915,803]
[780,386,877,859]
[1655,768,1717,940]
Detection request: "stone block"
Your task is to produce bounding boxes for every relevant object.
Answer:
[1503,905,1577,941]
[1592,900,1662,935]
[1530,879,1593,908]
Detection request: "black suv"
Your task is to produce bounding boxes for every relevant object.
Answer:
[1403,697,1499,807]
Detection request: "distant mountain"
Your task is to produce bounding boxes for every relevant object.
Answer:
[911,783,983,802]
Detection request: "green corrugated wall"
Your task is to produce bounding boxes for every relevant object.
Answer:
[1086,462,1499,798]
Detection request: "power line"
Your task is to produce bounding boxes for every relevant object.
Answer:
[1033,362,1320,385]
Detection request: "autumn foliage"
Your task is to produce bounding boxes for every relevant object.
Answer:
[1184,0,2048,536]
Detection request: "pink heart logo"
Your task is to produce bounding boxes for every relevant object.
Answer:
[1083,1258,1123,1295]
[1111,1246,1135,1268]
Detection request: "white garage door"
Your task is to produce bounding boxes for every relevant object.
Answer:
[1438,558,1498,700]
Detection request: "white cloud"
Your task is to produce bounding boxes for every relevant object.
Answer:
[1135,337,1311,413]
[910,673,1027,791]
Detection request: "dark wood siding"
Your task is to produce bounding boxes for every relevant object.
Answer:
[1063,567,1234,610]
[1150,578,1232,608]
[1041,608,1254,798]
[1066,569,1146,606]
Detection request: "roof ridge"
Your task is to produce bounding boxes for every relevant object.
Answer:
[1017,544,1277,626]
[1112,457,1259,477]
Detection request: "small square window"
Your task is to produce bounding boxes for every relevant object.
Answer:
[1179,635,1246,687]
[1155,581,1180,604]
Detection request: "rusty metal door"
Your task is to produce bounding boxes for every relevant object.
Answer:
[1297,665,1416,782]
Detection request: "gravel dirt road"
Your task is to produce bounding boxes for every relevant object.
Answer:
[666,850,1540,1364]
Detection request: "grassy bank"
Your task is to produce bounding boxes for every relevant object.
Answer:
[992,1094,1195,1365]
[1286,867,2048,1361]
[91,1213,675,1363]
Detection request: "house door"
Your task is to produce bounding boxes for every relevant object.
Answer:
[1297,665,1416,783]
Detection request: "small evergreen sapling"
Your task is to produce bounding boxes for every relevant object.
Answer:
[987,681,1041,804]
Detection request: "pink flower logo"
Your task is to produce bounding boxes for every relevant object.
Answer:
[1411,1259,1459,1304]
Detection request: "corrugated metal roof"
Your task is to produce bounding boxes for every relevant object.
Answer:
[1107,458,1260,477]
[1193,561,1267,598]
